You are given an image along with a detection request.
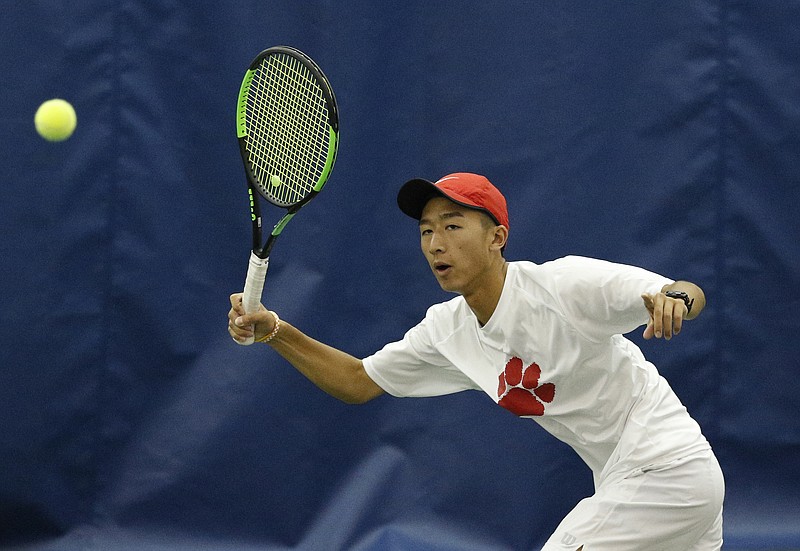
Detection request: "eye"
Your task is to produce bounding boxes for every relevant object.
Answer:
[420,228,432,236]
[445,224,460,230]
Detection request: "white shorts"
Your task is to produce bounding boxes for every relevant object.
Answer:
[541,450,724,551]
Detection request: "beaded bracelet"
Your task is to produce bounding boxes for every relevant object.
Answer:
[256,311,281,343]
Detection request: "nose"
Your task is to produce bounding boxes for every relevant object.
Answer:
[427,231,445,254]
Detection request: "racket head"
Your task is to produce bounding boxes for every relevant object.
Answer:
[237,46,339,209]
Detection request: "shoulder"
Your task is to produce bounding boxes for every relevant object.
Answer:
[492,261,564,318]
[508,256,604,279]
[535,255,670,287]
[510,255,671,307]
[424,295,470,322]
[504,258,578,293]
[540,255,625,274]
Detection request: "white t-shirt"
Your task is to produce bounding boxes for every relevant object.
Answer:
[363,257,710,486]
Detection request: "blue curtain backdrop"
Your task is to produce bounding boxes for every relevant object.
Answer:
[1,1,798,550]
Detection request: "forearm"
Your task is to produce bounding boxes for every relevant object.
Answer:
[267,321,384,404]
[662,280,706,320]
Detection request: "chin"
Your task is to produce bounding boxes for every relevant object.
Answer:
[434,278,460,294]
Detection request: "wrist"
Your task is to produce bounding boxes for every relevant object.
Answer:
[664,290,694,315]
[256,311,281,343]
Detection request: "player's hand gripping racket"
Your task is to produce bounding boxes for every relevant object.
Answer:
[236,46,339,345]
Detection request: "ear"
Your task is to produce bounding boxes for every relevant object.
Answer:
[489,225,509,251]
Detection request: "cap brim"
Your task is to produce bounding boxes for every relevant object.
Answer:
[397,178,443,220]
[397,177,502,226]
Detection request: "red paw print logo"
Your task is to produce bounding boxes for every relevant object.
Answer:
[497,357,555,416]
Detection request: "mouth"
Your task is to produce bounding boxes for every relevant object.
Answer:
[433,261,452,276]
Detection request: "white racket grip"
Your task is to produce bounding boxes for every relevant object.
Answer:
[238,252,269,346]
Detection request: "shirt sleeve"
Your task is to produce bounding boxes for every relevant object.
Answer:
[549,256,673,342]
[362,311,480,398]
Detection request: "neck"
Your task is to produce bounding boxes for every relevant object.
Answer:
[464,260,508,326]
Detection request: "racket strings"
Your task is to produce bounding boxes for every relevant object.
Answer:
[246,53,331,206]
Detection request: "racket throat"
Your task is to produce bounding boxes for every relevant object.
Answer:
[271,211,297,237]
[254,211,297,258]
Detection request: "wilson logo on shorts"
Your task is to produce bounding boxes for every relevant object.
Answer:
[497,357,555,416]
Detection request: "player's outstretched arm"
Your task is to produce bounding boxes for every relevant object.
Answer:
[641,280,706,340]
[228,294,385,404]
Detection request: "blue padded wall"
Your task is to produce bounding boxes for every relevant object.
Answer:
[1,2,798,549]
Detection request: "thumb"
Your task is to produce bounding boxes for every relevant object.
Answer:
[641,294,655,339]
[643,319,655,340]
[235,306,270,327]
[641,293,655,313]
[234,314,252,327]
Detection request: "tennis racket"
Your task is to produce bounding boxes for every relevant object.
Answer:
[235,46,339,345]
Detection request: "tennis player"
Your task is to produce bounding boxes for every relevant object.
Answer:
[228,173,724,550]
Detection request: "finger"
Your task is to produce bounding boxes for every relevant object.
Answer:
[671,300,688,337]
[664,297,690,339]
[228,306,247,325]
[672,313,683,336]
[228,319,252,341]
[230,293,246,315]
[231,308,274,337]
[641,294,656,339]
[662,301,675,340]
[233,314,251,328]
[229,327,245,343]
[643,319,655,340]
[229,317,253,338]
[652,295,664,338]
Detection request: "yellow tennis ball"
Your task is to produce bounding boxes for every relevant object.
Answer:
[34,99,77,142]
[270,174,282,187]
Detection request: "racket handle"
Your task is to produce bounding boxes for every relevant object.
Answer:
[238,252,270,346]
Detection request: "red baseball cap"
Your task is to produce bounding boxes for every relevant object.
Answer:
[397,172,510,229]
